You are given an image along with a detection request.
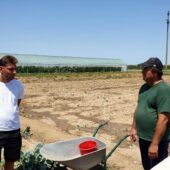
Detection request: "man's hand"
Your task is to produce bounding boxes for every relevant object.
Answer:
[148,113,169,159]
[148,143,158,159]
[130,127,137,142]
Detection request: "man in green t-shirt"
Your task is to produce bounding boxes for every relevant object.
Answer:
[130,57,170,170]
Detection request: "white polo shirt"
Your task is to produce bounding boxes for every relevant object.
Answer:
[0,79,24,131]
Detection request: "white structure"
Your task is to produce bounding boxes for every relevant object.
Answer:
[0,53,127,71]
[151,156,170,170]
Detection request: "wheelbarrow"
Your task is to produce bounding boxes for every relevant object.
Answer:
[40,122,129,170]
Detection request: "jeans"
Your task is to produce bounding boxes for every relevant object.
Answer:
[139,138,169,170]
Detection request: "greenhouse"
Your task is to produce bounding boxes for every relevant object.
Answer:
[0,53,127,72]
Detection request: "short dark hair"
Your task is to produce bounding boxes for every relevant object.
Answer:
[151,67,163,78]
[0,55,18,66]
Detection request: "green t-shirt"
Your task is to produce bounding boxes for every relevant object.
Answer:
[136,81,170,141]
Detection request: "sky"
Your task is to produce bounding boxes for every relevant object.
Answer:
[0,0,169,64]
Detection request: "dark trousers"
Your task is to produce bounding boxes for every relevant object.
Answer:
[139,138,169,170]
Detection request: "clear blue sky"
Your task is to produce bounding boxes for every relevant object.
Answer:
[0,0,169,64]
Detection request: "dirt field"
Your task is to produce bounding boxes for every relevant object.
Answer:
[18,73,170,170]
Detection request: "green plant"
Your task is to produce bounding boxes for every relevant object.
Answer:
[15,144,68,170]
[21,126,33,139]
[15,144,48,170]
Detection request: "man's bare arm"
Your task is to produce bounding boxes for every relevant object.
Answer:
[130,107,137,142]
[148,113,170,159]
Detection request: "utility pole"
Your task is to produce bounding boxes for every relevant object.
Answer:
[165,11,169,69]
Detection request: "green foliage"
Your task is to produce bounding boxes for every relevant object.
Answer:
[16,66,121,73]
[21,126,33,139]
[15,144,68,170]
[127,65,139,70]
[15,144,49,170]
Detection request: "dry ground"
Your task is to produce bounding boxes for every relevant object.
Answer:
[18,73,170,170]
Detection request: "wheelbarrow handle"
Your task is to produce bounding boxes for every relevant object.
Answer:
[92,121,108,137]
[103,134,130,162]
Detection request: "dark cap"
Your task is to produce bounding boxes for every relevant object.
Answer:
[138,57,163,71]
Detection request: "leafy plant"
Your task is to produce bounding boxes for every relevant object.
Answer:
[21,126,33,139]
[15,144,68,170]
[15,144,48,170]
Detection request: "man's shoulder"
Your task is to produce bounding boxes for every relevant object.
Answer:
[161,81,170,87]
[158,81,170,90]
[12,78,23,84]
[10,79,24,89]
[153,81,170,97]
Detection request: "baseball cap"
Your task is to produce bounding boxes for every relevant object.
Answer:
[138,57,163,72]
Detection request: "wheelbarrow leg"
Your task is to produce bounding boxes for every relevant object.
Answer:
[103,161,107,170]
[102,134,130,170]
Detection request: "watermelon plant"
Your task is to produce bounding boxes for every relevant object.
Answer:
[15,144,68,170]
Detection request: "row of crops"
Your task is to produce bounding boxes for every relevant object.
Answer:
[16,66,122,73]
[16,65,170,73]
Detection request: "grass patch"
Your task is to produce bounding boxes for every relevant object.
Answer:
[17,71,142,81]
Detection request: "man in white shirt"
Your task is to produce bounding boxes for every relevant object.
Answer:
[0,55,24,170]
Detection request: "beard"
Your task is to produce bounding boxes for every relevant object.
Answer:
[1,72,15,82]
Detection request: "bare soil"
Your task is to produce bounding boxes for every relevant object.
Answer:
[18,73,170,170]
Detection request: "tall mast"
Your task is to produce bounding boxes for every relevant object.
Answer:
[165,11,169,69]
